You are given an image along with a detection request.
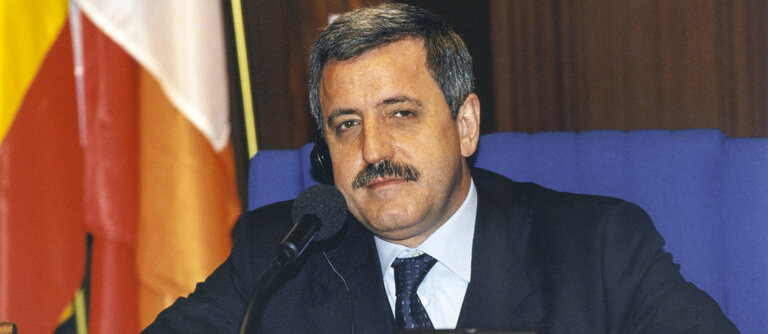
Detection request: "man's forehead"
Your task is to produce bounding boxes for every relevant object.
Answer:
[326,36,426,66]
[318,39,431,109]
[325,38,426,70]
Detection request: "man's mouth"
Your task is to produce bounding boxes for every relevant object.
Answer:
[365,177,406,189]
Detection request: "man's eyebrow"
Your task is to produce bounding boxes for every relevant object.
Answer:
[376,95,423,108]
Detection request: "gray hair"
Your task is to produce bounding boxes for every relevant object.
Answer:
[308,3,474,129]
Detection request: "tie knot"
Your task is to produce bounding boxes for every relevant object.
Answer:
[391,253,437,296]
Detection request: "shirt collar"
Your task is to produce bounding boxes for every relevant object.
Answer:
[375,178,477,282]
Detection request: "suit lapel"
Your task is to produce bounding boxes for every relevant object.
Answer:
[457,171,544,331]
[308,215,396,334]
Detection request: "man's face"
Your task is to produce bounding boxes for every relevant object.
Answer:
[318,38,480,247]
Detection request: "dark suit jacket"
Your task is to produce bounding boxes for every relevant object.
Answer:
[144,168,739,333]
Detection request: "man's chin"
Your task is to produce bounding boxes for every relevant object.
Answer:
[360,215,429,240]
[361,216,407,231]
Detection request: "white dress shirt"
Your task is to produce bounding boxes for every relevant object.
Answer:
[375,179,477,329]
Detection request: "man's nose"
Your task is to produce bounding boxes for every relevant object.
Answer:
[361,121,394,164]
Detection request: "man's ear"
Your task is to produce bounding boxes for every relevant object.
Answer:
[457,93,481,158]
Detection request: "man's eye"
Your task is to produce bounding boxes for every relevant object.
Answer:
[336,120,358,131]
[393,110,414,118]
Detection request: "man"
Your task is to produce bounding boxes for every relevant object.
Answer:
[144,4,738,333]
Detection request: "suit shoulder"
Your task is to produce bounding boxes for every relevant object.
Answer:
[471,167,629,212]
[233,200,295,246]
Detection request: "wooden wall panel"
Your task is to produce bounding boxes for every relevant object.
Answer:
[489,0,768,137]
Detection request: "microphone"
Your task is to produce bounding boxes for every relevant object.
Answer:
[239,184,347,334]
[277,184,347,264]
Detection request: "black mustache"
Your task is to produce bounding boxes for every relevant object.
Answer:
[352,160,420,189]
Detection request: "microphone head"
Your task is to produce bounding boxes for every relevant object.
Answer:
[291,184,347,241]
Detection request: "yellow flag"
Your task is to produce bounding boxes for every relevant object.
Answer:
[0,0,68,142]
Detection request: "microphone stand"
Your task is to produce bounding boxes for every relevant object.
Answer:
[237,254,286,334]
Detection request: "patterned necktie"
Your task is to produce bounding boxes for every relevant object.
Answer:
[392,253,438,330]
